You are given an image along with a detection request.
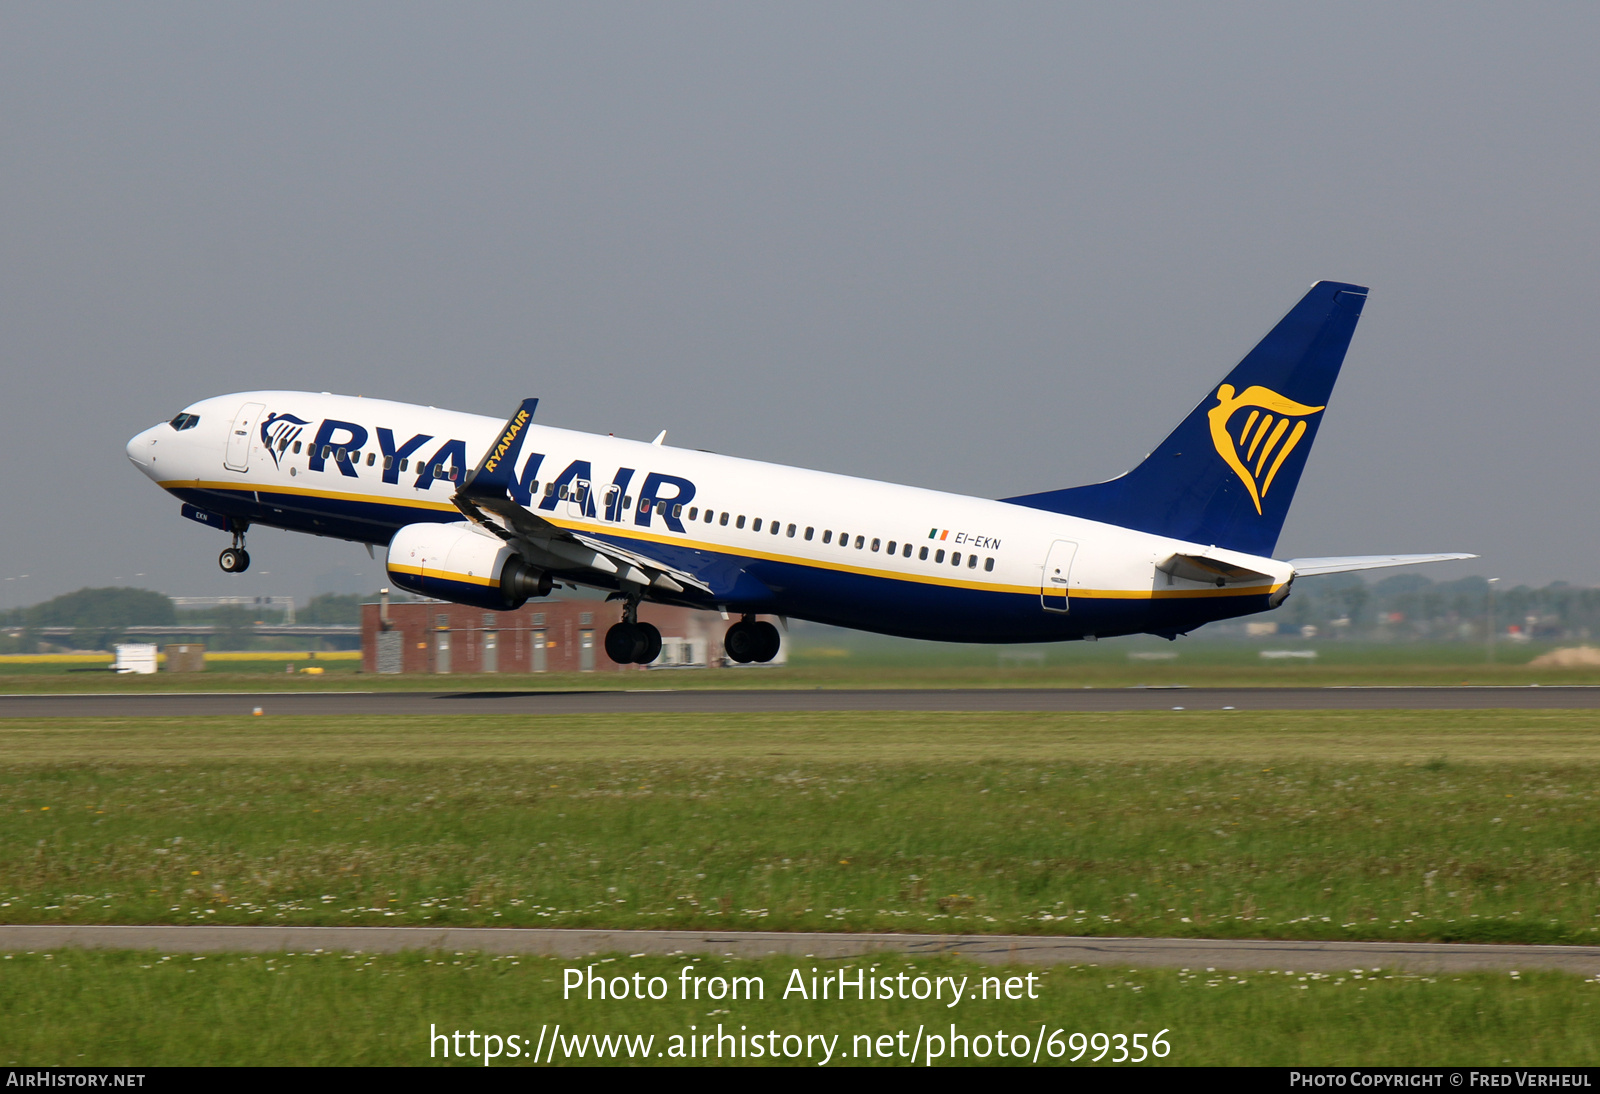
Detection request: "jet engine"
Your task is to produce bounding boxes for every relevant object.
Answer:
[386,521,553,611]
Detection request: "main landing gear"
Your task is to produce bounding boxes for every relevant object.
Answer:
[724,615,781,664]
[604,598,662,665]
[219,525,251,573]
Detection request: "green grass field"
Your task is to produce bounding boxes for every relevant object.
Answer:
[4,711,1599,947]
[2,950,1595,1066]
[2,640,1598,690]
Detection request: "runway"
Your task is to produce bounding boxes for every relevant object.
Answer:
[2,924,1595,974]
[4,686,1600,717]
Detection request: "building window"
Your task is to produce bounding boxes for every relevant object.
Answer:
[985,557,994,572]
[870,538,880,552]
[805,527,814,541]
[935,549,945,563]
[752,517,762,532]
[580,612,593,625]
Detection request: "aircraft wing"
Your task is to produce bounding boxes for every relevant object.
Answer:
[1285,553,1477,577]
[451,398,712,595]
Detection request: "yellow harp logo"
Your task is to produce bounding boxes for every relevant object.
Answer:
[1207,384,1325,515]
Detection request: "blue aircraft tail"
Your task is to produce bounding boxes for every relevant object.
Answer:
[1001,281,1368,557]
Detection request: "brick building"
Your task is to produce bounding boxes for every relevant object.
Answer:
[359,596,779,674]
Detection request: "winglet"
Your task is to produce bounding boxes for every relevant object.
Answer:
[461,398,539,500]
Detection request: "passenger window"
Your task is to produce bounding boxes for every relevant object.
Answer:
[367,452,376,466]
[887,540,896,554]
[720,512,729,526]
[399,457,408,471]
[624,496,632,509]
[903,543,912,558]
[805,527,814,540]
[935,549,945,563]
[786,523,796,537]
[383,455,393,470]
[336,447,347,463]
[822,530,832,544]
[771,521,780,535]
[839,532,849,547]
[919,546,928,560]
[870,538,880,552]
[449,467,459,481]
[673,504,683,519]
[854,535,864,549]
[322,445,333,459]
[736,515,746,529]
[752,518,762,532]
[293,441,302,454]
[545,483,556,497]
[530,481,539,495]
[952,552,961,566]
[688,507,698,521]
[559,484,569,499]
[985,558,995,572]
[968,555,978,568]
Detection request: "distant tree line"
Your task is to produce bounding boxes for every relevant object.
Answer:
[0,588,378,652]
[1269,573,1600,641]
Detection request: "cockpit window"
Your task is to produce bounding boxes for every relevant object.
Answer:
[168,413,200,431]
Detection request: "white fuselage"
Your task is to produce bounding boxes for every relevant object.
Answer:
[127,391,1292,642]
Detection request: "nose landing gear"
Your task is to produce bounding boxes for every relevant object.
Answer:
[724,615,781,663]
[219,524,251,573]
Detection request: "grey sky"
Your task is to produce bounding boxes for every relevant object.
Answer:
[3,3,1597,606]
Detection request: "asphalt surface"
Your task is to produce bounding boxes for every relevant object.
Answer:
[3,686,1600,717]
[2,925,1594,974]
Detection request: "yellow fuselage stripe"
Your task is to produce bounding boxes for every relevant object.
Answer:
[169,479,1283,602]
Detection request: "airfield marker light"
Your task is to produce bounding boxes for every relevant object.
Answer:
[252,707,264,717]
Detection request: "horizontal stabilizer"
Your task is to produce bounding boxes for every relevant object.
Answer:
[1158,553,1275,587]
[1286,553,1477,577]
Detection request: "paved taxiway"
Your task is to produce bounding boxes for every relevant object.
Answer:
[3,686,1600,718]
[2,925,1595,974]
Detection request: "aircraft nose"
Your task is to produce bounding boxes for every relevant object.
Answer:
[126,427,160,475]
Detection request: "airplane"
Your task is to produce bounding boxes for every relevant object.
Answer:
[126,280,1472,665]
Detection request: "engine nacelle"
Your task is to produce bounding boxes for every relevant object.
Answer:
[386,521,553,611]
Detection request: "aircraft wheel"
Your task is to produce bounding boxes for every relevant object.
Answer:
[604,623,639,665]
[723,621,756,664]
[750,621,781,663]
[219,547,250,573]
[636,622,662,665]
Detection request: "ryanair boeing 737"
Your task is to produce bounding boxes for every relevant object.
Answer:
[126,281,1471,665]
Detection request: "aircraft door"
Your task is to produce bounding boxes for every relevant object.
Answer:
[224,402,266,472]
[567,479,591,519]
[1041,540,1078,613]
